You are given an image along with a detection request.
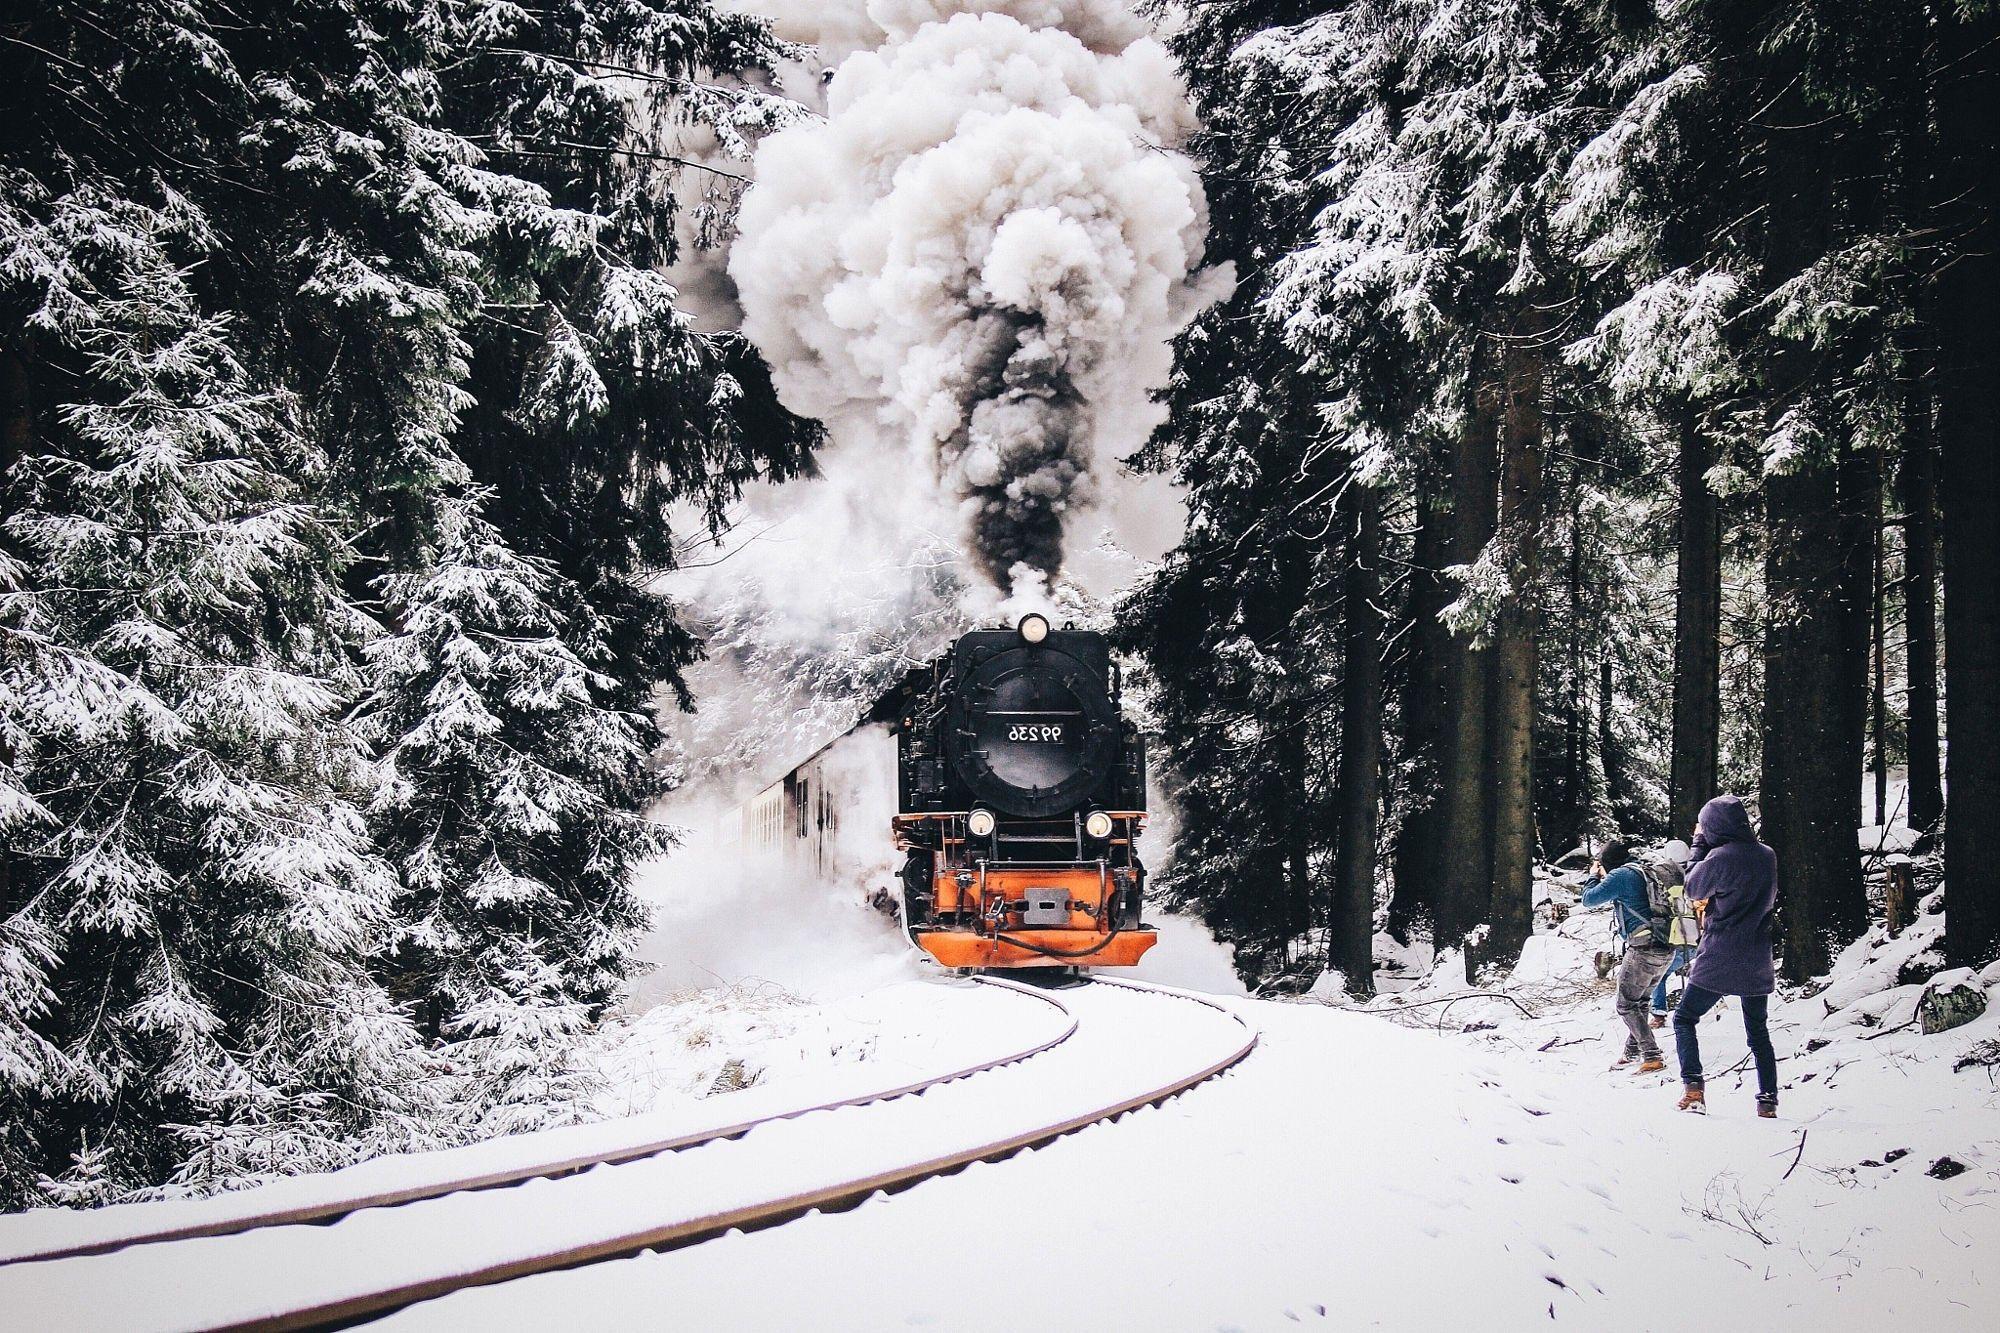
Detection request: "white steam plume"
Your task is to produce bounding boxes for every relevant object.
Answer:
[729,1,1229,598]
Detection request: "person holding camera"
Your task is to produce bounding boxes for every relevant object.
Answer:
[1580,840,1680,1075]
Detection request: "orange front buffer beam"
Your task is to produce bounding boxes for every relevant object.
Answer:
[914,929,1159,970]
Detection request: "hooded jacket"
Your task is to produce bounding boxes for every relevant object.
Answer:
[1685,795,1778,997]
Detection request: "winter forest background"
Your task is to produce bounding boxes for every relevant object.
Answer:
[3,0,1996,1211]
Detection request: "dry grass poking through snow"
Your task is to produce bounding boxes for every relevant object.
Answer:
[584,983,885,1119]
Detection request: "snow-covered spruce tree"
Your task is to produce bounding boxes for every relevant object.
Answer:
[322,0,824,1038]
[1119,0,1333,991]
[440,0,821,723]
[0,0,479,1202]
[1562,0,1933,978]
[1550,8,1758,841]
[358,491,658,1126]
[2,0,823,1189]
[3,0,671,1188]
[1233,0,1614,976]
[0,541,92,1207]
[1122,0,1421,994]
[0,225,428,1203]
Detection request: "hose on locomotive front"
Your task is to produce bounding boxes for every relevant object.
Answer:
[990,922,1128,960]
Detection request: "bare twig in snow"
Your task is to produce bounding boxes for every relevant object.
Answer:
[1692,1174,1778,1247]
[1783,1129,1809,1181]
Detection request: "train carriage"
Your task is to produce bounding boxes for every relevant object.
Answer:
[739,739,845,883]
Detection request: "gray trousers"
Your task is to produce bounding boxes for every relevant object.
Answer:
[1616,941,1680,1059]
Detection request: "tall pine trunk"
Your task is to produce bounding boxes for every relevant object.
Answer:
[1936,3,2000,966]
[1331,484,1382,996]
[1871,485,1888,826]
[1481,322,1548,972]
[1434,367,1501,950]
[1757,69,1869,981]
[1,342,31,919]
[1559,470,1587,850]
[1669,414,1722,838]
[1389,454,1452,942]
[1764,455,1871,979]
[1901,389,1943,832]
[1598,653,1622,822]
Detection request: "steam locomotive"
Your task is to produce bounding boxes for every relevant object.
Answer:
[887,613,1156,969]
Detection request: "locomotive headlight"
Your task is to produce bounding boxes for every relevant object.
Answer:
[1084,810,1114,840]
[1017,613,1050,645]
[967,808,997,838]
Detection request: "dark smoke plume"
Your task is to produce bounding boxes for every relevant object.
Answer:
[729,2,1228,599]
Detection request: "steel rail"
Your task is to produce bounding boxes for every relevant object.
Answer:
[0,977,1075,1268]
[225,979,1257,1333]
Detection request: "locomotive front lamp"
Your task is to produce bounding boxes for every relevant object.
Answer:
[967,808,997,837]
[1017,613,1050,644]
[1084,810,1114,840]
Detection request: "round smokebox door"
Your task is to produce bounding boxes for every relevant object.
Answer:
[951,647,1116,818]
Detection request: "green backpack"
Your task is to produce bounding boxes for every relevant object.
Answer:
[1637,858,1697,947]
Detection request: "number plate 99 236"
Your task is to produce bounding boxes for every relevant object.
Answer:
[1004,724,1065,743]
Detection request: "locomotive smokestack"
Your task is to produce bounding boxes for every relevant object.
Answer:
[729,1,1228,598]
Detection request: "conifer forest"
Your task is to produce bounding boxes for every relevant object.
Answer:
[3,0,1998,1242]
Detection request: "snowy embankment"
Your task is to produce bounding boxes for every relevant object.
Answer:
[391,915,1997,1332]
[0,982,1251,1331]
[14,827,1991,1329]
[0,979,1063,1267]
[374,866,1996,1330]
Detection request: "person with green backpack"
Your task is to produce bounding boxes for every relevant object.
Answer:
[1580,839,1687,1074]
[1649,839,1699,1027]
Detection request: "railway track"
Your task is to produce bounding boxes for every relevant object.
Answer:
[0,977,1075,1269]
[0,977,1255,1332]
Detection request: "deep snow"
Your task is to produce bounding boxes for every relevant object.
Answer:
[0,979,1065,1270]
[389,952,2000,1330]
[376,872,1997,1330]
[12,797,1992,1330]
[0,981,1249,1331]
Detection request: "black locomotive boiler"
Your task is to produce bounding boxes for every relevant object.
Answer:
[889,613,1155,968]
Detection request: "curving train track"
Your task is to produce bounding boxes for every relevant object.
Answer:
[0,977,1078,1269]
[0,977,1255,1332]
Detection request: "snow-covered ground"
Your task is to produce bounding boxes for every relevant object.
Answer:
[379,883,1997,1330]
[0,978,1068,1271]
[14,834,1992,1330]
[0,981,1247,1330]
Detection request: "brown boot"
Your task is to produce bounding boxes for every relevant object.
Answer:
[1677,1084,1706,1113]
[1649,1014,1666,1030]
[1634,1058,1666,1074]
[1757,1097,1778,1119]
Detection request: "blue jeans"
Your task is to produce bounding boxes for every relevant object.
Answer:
[1673,983,1777,1103]
[1651,946,1692,1014]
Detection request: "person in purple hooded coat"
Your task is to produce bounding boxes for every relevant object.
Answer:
[1672,794,1780,1116]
